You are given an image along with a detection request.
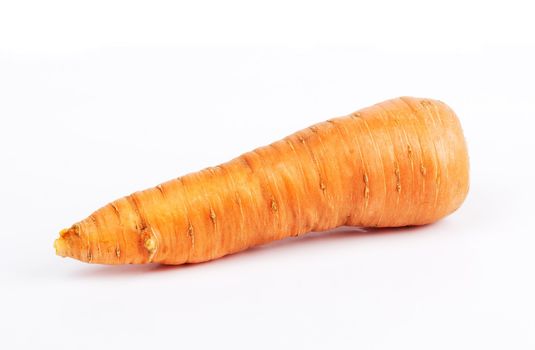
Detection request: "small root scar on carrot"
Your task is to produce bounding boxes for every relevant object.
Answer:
[395,168,401,193]
[271,199,278,212]
[144,238,156,253]
[363,173,370,201]
[187,224,195,251]
[420,163,427,176]
[144,237,157,262]
[187,224,194,238]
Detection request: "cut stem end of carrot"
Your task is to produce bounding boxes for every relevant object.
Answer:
[54,227,81,260]
[54,237,67,257]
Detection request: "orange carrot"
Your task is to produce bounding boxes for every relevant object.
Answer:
[54,97,469,265]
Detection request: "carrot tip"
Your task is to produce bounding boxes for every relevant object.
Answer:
[54,237,67,257]
[55,227,77,258]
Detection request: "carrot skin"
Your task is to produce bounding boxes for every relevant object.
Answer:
[54,97,470,265]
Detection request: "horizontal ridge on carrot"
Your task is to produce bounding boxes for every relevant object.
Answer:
[54,97,469,265]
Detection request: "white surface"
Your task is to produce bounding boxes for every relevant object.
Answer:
[1,1,535,349]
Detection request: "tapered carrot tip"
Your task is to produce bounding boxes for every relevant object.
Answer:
[54,238,70,258]
[54,227,81,259]
[56,97,470,265]
[54,229,67,256]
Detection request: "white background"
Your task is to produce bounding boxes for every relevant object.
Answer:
[1,1,534,349]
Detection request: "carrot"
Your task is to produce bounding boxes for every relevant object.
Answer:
[54,97,469,265]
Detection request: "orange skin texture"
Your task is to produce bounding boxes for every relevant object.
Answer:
[54,97,469,265]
